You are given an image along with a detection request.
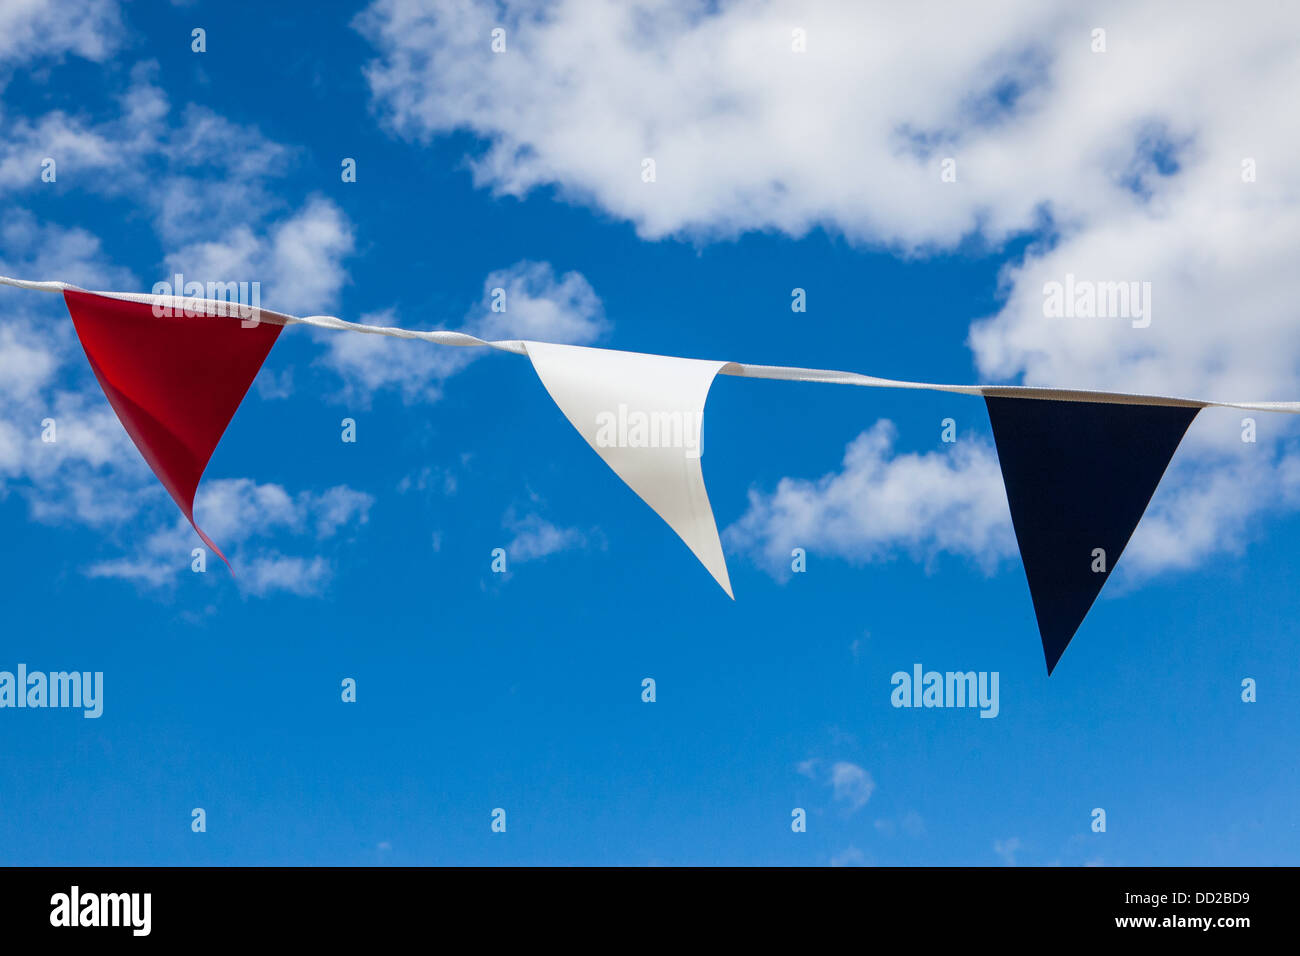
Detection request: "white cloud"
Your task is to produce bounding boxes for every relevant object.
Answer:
[503,509,587,562]
[0,209,135,291]
[318,260,607,404]
[0,23,364,597]
[829,847,867,867]
[471,261,608,344]
[165,196,354,316]
[829,761,875,812]
[312,485,376,539]
[874,811,926,838]
[1,64,165,198]
[797,757,875,814]
[263,198,355,313]
[1,63,353,318]
[240,554,334,597]
[0,323,59,402]
[0,219,369,597]
[397,463,462,497]
[0,0,122,71]
[0,108,119,186]
[994,837,1023,867]
[318,308,469,406]
[355,0,1094,247]
[85,479,374,595]
[725,415,1300,586]
[0,221,156,527]
[7,0,1295,596]
[82,555,176,590]
[726,420,1014,576]
[189,479,373,545]
[359,0,1300,579]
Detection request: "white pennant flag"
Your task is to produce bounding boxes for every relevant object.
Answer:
[524,340,733,597]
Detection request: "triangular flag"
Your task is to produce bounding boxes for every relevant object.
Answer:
[524,340,733,597]
[985,396,1199,674]
[63,290,284,570]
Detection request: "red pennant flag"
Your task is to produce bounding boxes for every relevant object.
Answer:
[62,290,284,571]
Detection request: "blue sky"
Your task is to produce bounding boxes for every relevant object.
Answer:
[0,1,1296,866]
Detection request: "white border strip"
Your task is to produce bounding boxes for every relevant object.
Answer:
[5,275,1299,413]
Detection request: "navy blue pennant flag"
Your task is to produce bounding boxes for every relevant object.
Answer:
[984,397,1199,674]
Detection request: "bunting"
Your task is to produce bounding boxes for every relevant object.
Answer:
[525,340,732,596]
[62,289,283,570]
[4,275,1298,674]
[985,397,1199,673]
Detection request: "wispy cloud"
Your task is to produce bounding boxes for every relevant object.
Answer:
[798,757,875,814]
[0,0,122,74]
[0,48,369,596]
[994,837,1023,867]
[874,811,926,838]
[317,260,608,405]
[830,762,875,812]
[84,479,373,596]
[1,61,355,318]
[726,420,1014,577]
[830,847,867,867]
[502,509,588,563]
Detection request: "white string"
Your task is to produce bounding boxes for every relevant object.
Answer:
[5,274,1299,413]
